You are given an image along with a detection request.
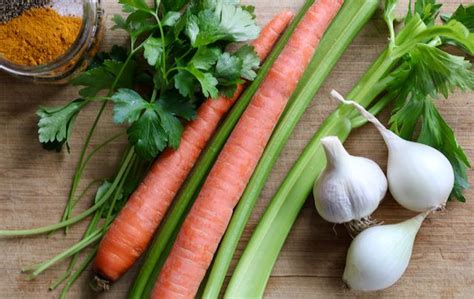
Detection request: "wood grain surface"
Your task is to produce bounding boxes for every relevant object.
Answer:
[1,0,473,298]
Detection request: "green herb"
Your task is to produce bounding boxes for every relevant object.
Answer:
[440,4,474,52]
[226,1,474,297]
[37,99,87,151]
[441,4,474,31]
[37,0,259,159]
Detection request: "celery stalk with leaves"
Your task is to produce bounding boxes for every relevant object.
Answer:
[227,1,474,297]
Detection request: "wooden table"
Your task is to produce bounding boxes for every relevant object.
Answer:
[1,0,473,298]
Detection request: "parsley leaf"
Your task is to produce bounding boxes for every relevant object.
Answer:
[112,11,157,44]
[111,88,148,124]
[72,58,136,98]
[95,181,113,205]
[40,0,260,163]
[37,99,87,151]
[162,0,188,12]
[186,65,219,98]
[155,104,183,149]
[103,59,136,89]
[94,181,126,218]
[72,67,115,98]
[185,1,259,47]
[143,37,164,66]
[119,89,196,159]
[174,69,196,97]
[235,45,260,80]
[159,91,196,121]
[89,45,128,70]
[190,47,221,70]
[162,11,181,27]
[215,52,243,85]
[128,108,167,160]
[119,0,152,13]
[186,11,224,47]
[217,3,260,41]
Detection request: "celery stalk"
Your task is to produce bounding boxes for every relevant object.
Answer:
[225,112,352,299]
[225,13,429,299]
[127,2,316,297]
[202,1,379,297]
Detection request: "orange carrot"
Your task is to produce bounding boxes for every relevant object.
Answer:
[151,1,344,298]
[92,11,294,285]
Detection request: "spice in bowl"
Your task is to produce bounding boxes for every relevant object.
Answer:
[0,3,82,66]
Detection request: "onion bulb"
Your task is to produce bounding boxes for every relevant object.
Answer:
[343,212,428,291]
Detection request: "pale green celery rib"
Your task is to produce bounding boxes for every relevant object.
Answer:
[225,111,353,298]
[225,12,429,299]
[202,1,380,298]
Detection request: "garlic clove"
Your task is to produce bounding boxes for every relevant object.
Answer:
[314,136,387,224]
[343,212,427,291]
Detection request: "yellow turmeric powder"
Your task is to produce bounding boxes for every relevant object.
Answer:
[0,7,82,66]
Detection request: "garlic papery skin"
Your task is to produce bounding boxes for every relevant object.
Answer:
[313,136,387,224]
[331,89,455,212]
[343,212,428,291]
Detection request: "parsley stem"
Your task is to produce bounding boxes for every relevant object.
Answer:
[76,131,127,180]
[166,66,187,77]
[0,148,135,236]
[50,149,135,290]
[150,88,159,104]
[152,12,168,79]
[60,101,108,233]
[105,153,136,222]
[13,150,135,281]
[60,51,136,232]
[23,227,105,279]
[49,206,104,290]
[179,48,193,61]
[61,131,124,229]
[59,247,97,299]
[70,179,102,210]
[90,96,113,102]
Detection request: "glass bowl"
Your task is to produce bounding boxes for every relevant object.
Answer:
[0,0,104,83]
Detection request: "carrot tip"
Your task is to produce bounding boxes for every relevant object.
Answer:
[90,275,110,292]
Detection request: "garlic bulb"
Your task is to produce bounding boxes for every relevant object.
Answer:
[343,212,428,291]
[313,136,387,226]
[331,90,454,212]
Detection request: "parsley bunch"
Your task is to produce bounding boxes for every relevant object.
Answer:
[37,0,260,160]
[29,1,261,294]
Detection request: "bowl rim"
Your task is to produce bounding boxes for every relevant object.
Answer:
[0,0,99,76]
